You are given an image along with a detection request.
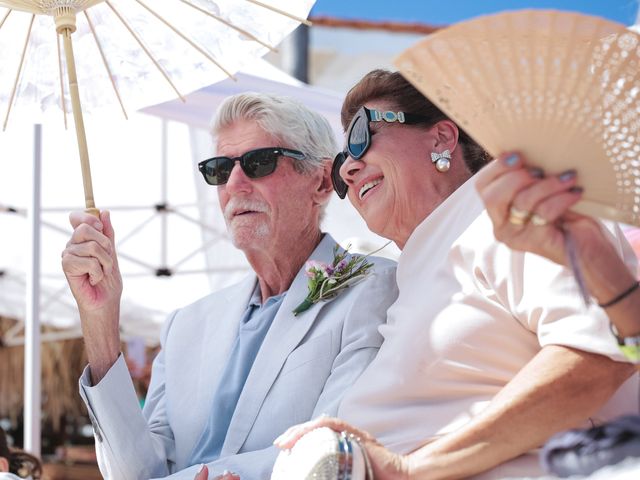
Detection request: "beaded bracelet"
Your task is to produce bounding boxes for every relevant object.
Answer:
[598,281,640,309]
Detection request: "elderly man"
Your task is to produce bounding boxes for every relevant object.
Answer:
[62,93,398,480]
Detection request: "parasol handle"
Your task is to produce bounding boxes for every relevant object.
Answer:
[61,28,99,217]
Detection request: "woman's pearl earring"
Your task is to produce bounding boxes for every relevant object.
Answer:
[431,150,451,172]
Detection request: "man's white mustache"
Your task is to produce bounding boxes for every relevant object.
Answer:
[224,198,269,221]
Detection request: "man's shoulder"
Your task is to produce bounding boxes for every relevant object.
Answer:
[343,251,397,284]
[362,253,397,272]
[320,233,397,271]
[315,235,398,303]
[318,253,398,313]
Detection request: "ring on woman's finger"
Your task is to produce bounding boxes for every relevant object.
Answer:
[531,214,549,227]
[508,206,530,226]
[338,430,361,445]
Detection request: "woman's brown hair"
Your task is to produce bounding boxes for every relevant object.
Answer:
[341,69,490,174]
[0,428,42,479]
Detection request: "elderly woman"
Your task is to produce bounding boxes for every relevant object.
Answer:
[275,69,639,479]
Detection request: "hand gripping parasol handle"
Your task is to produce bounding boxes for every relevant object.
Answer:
[61,27,99,218]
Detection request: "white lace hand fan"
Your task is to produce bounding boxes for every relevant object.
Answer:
[395,10,640,226]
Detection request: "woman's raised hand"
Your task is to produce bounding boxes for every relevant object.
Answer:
[475,152,604,266]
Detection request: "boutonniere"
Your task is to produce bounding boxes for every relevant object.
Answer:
[293,244,375,316]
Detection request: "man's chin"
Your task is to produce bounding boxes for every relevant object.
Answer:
[229,226,270,249]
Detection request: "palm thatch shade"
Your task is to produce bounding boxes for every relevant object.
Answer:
[0,316,88,430]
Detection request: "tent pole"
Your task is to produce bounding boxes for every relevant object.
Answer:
[24,123,42,456]
[161,119,168,269]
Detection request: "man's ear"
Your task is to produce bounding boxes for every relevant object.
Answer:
[0,456,9,473]
[312,160,334,206]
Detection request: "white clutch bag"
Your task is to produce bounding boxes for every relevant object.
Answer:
[271,427,374,480]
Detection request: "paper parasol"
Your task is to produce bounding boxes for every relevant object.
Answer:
[0,0,313,214]
[395,10,640,226]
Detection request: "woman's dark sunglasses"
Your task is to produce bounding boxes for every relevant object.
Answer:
[331,151,349,199]
[198,147,305,186]
[331,106,431,199]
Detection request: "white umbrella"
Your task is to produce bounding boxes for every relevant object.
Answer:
[0,0,314,211]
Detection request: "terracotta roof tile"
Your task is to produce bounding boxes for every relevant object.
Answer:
[309,15,444,34]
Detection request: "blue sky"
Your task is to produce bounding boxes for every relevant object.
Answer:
[311,1,640,26]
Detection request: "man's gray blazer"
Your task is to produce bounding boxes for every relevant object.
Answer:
[79,234,398,479]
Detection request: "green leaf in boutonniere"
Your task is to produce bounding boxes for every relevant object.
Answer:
[293,244,375,316]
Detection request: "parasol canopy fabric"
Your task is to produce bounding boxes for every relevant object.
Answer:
[0,0,315,127]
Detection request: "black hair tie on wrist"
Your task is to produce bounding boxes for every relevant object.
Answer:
[598,281,640,309]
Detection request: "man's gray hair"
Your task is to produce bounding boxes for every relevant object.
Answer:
[211,92,337,174]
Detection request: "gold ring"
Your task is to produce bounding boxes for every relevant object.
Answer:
[508,206,530,226]
[531,214,549,226]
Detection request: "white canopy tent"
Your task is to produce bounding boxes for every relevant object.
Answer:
[1,116,233,345]
[143,58,345,134]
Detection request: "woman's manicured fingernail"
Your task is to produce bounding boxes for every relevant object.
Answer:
[528,167,544,179]
[558,170,577,182]
[569,186,583,194]
[504,153,519,166]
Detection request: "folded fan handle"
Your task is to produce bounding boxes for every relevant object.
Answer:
[60,28,99,218]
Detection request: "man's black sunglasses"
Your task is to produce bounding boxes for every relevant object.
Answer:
[331,106,431,199]
[198,147,306,186]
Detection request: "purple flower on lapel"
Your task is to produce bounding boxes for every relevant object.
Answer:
[293,244,374,316]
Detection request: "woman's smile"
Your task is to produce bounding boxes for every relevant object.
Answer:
[358,176,384,200]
